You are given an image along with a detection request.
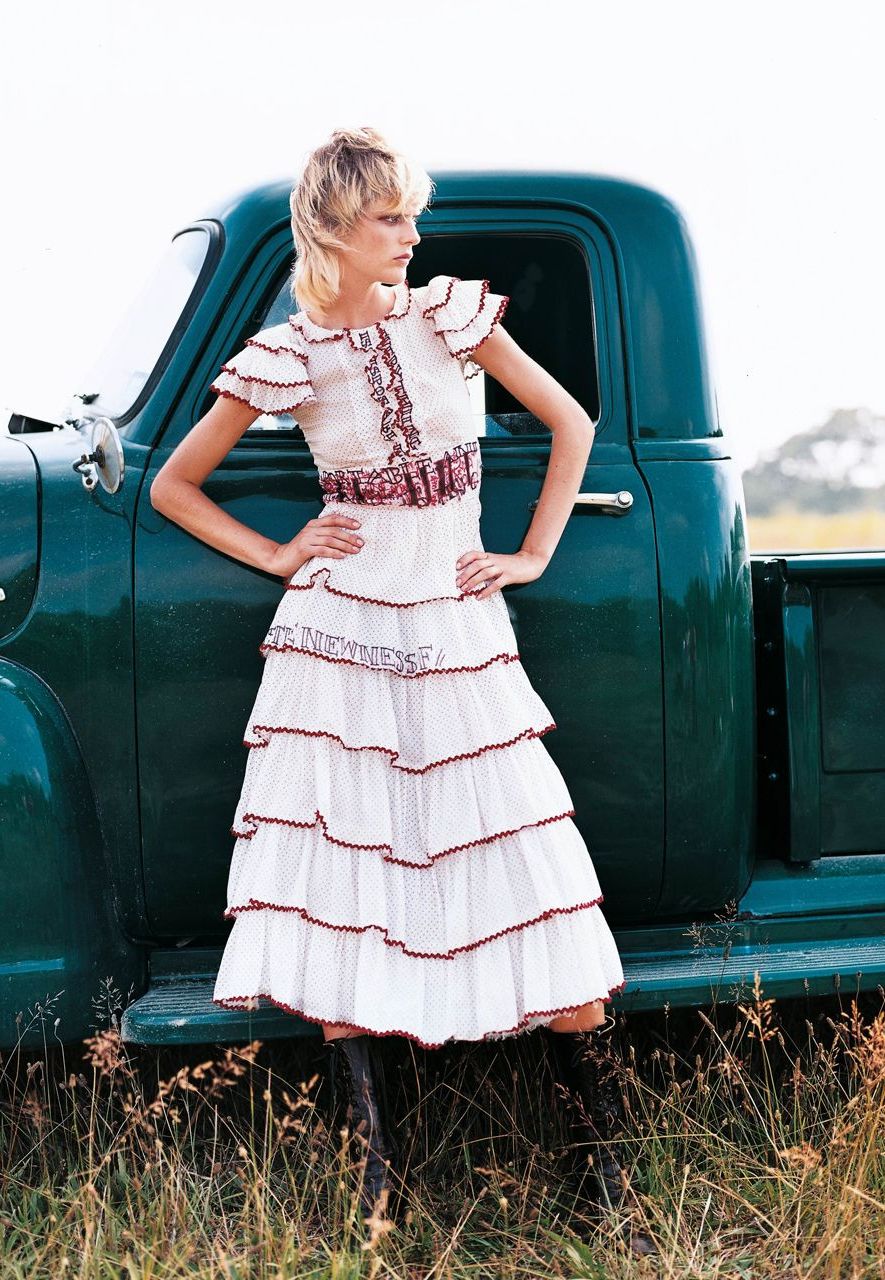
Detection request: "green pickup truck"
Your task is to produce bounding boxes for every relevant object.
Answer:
[3,171,884,1052]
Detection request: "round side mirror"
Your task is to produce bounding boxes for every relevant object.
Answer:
[72,416,125,494]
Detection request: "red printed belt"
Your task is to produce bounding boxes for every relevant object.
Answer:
[319,440,480,507]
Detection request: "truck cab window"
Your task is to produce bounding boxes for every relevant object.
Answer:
[241,231,600,439]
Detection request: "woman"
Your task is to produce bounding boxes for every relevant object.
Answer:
[150,126,655,1255]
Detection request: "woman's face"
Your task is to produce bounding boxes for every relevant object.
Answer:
[341,197,421,283]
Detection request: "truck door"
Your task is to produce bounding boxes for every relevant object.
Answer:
[134,208,664,938]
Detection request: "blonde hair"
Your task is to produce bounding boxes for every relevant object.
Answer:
[289,127,435,313]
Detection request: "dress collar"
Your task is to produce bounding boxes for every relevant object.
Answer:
[289,280,412,343]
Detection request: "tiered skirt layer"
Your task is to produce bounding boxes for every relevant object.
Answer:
[212,494,626,1047]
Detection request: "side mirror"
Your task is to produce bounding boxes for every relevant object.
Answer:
[72,417,125,494]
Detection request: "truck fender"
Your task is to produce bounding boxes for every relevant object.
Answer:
[0,660,144,1049]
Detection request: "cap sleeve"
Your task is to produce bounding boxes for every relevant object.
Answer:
[209,328,317,415]
[421,275,510,379]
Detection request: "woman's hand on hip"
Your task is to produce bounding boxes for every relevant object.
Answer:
[267,511,364,580]
[455,548,548,598]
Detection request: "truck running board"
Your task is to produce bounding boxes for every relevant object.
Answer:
[120,929,885,1047]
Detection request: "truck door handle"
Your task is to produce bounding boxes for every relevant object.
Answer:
[529,489,634,514]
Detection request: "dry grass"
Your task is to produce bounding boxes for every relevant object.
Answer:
[746,508,885,553]
[2,976,884,1277]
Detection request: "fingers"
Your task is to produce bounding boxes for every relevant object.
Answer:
[312,512,363,556]
[472,567,504,597]
[456,550,503,596]
[315,513,362,529]
[307,513,364,557]
[319,533,363,556]
[455,549,488,581]
[456,550,491,587]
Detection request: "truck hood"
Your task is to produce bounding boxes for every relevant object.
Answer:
[0,433,39,641]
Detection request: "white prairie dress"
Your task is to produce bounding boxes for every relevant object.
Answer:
[209,273,626,1049]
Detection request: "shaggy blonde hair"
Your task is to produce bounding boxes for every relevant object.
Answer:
[289,127,434,313]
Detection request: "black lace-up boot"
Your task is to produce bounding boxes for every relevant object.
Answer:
[323,1033,402,1226]
[542,1022,657,1257]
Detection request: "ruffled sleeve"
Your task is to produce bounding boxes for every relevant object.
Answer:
[421,275,510,379]
[209,327,317,416]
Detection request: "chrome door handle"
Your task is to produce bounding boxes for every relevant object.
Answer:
[529,489,634,514]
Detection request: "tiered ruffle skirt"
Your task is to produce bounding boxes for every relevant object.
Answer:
[212,490,626,1048]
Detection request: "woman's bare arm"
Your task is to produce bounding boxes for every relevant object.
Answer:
[468,325,596,567]
[149,396,364,578]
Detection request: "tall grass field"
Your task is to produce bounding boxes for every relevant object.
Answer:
[2,971,884,1277]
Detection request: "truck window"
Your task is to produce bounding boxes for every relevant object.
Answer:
[241,232,600,440]
[79,225,216,425]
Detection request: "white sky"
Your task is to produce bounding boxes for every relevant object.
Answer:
[2,0,883,472]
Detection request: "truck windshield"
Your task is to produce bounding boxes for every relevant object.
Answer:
[77,226,213,423]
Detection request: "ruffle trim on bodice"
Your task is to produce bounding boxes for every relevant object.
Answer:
[209,326,317,415]
[422,275,510,377]
[288,280,412,344]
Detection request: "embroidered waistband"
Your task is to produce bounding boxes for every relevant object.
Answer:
[319,439,480,507]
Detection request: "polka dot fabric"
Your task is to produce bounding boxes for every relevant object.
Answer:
[210,274,627,1047]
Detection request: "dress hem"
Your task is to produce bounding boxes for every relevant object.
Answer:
[211,979,629,1051]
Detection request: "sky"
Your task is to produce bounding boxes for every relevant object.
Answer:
[2,0,883,472]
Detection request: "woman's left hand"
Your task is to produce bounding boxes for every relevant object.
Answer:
[455,548,549,599]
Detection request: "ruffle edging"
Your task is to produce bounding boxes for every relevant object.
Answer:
[231,804,576,868]
[259,640,519,677]
[285,566,470,609]
[210,324,317,415]
[264,566,527,685]
[421,275,510,376]
[245,636,557,776]
[244,720,556,774]
[212,904,627,1048]
[233,715,574,862]
[211,983,629,1051]
[224,897,604,960]
[223,809,605,956]
[282,491,486,607]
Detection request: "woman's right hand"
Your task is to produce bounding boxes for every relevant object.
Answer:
[267,511,364,580]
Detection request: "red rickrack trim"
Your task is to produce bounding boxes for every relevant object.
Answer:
[289,324,344,345]
[258,642,520,678]
[438,278,491,332]
[285,565,480,607]
[288,282,412,342]
[222,894,605,960]
[210,385,317,414]
[420,277,510,358]
[448,294,510,360]
[388,278,412,319]
[243,721,557,774]
[245,336,311,359]
[211,982,630,1051]
[421,274,463,320]
[217,363,313,390]
[230,805,577,869]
